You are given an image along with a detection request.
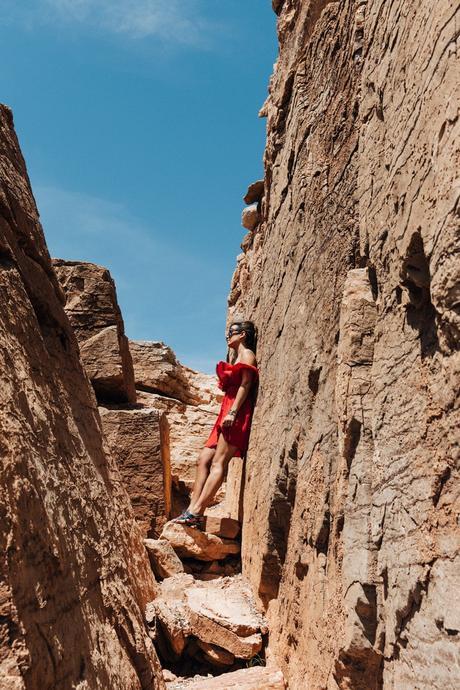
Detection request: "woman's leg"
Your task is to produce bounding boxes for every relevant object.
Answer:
[188,447,215,511]
[190,434,237,515]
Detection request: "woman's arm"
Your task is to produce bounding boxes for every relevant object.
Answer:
[222,353,257,427]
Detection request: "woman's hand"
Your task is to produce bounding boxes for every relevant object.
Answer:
[222,412,236,428]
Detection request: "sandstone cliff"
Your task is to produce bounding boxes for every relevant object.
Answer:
[52,263,222,533]
[52,259,137,404]
[229,1,460,689]
[131,342,222,510]
[0,105,164,689]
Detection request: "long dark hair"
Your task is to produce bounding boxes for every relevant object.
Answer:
[228,320,258,401]
[227,320,257,365]
[231,320,257,352]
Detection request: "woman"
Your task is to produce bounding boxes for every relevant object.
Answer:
[173,320,258,527]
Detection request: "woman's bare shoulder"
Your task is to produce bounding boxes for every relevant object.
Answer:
[241,349,257,366]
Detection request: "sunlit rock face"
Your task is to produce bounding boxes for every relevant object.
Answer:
[0,104,165,690]
[99,406,172,538]
[53,258,137,404]
[132,345,223,513]
[228,1,460,688]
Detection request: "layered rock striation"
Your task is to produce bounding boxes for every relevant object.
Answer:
[100,407,172,537]
[53,263,222,535]
[229,1,460,689]
[0,105,164,688]
[132,342,223,511]
[53,259,137,404]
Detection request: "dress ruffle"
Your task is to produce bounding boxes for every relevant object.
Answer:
[205,359,258,457]
[216,361,258,391]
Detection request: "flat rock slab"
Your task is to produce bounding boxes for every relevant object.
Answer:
[195,640,235,667]
[187,609,262,660]
[161,521,240,561]
[185,581,267,636]
[166,666,286,689]
[202,515,240,539]
[147,574,267,663]
[144,538,184,579]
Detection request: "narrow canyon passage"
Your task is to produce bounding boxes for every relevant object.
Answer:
[1,0,459,689]
[145,494,287,688]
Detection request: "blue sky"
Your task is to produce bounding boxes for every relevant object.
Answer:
[0,1,277,373]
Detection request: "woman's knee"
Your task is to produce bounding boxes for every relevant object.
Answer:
[197,448,214,469]
[210,453,228,473]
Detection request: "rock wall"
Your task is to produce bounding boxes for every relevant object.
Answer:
[54,261,221,527]
[0,105,164,689]
[229,1,460,689]
[53,259,136,404]
[100,407,171,537]
[131,342,222,512]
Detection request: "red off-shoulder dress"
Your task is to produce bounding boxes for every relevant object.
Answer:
[204,360,259,458]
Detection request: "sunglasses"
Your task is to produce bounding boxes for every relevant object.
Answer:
[227,328,243,338]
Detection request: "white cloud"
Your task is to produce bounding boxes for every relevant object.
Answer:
[1,0,213,45]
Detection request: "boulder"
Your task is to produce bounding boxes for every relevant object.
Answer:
[148,574,267,665]
[202,515,240,539]
[0,104,164,690]
[241,204,260,231]
[161,522,240,561]
[243,179,264,205]
[166,666,286,689]
[185,578,268,637]
[195,640,235,667]
[100,407,171,536]
[130,340,221,406]
[189,612,262,660]
[129,340,192,402]
[79,324,130,400]
[144,538,184,579]
[53,259,136,403]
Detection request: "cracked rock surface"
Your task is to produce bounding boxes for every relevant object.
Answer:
[0,104,165,690]
[227,1,460,688]
[147,574,268,668]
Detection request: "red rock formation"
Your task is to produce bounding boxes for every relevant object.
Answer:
[132,346,223,511]
[0,104,164,689]
[165,666,286,690]
[53,259,136,403]
[130,340,218,406]
[100,407,172,537]
[228,1,460,689]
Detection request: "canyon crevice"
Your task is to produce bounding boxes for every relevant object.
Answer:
[230,1,460,689]
[0,104,165,690]
[0,0,459,689]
